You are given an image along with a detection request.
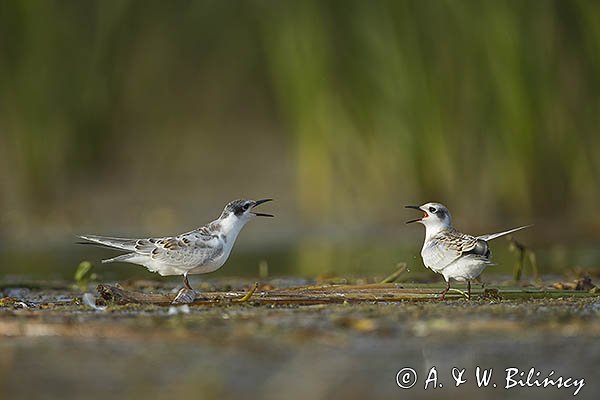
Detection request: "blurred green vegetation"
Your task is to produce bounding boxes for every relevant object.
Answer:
[0,0,599,243]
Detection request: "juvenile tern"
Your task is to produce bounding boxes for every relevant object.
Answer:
[406,202,531,299]
[80,199,273,304]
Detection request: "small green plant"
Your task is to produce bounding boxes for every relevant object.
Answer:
[74,261,98,291]
[508,237,538,283]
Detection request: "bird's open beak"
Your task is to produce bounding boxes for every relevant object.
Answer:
[405,205,426,224]
[252,198,274,217]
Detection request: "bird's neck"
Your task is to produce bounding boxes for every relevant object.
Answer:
[424,223,451,241]
[212,214,248,243]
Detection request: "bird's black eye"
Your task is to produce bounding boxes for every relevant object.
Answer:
[429,207,436,213]
[243,204,250,211]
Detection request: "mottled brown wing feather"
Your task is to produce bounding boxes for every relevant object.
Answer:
[422,228,480,272]
[134,230,222,267]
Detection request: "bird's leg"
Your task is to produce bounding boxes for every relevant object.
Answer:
[183,272,193,290]
[172,272,197,305]
[439,281,451,300]
[475,276,485,289]
[467,280,471,300]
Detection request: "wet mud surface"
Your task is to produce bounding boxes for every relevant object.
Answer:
[1,276,599,399]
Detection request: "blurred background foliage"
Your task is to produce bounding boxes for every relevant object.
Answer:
[0,0,599,276]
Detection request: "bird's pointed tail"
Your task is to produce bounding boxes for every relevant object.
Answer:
[78,235,138,251]
[101,253,137,264]
[477,225,533,241]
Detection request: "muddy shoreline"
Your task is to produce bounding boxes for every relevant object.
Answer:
[1,277,599,399]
